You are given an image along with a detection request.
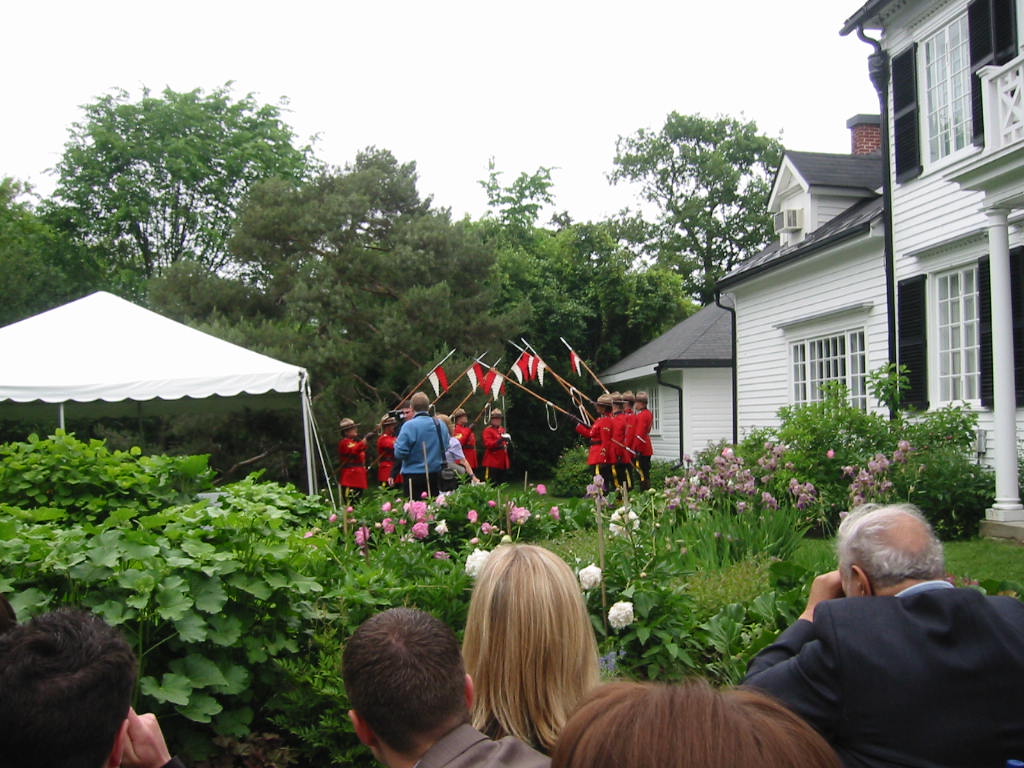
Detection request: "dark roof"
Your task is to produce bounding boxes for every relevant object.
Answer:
[718,195,883,289]
[601,297,734,377]
[786,151,882,193]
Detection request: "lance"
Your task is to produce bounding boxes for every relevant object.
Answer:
[396,348,457,407]
[479,360,580,420]
[560,337,608,394]
[429,353,488,409]
[451,355,501,416]
[514,339,595,422]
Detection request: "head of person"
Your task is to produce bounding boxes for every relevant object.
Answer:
[380,415,397,434]
[622,391,635,408]
[340,417,358,437]
[596,393,613,414]
[452,408,468,426]
[409,392,430,413]
[343,608,469,762]
[635,391,648,410]
[463,544,599,753]
[0,608,137,768]
[489,408,504,425]
[836,503,946,596]
[399,400,413,421]
[437,413,453,432]
[0,594,15,635]
[611,393,624,412]
[551,679,841,768]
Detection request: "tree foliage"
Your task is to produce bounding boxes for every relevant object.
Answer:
[612,113,783,304]
[50,85,312,288]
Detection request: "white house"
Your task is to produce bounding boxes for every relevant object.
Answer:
[600,299,734,462]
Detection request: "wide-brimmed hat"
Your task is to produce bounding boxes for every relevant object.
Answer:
[380,415,397,427]
[339,417,358,430]
[597,393,614,407]
[452,408,468,420]
[489,408,504,419]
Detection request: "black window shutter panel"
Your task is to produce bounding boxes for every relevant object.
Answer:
[892,45,922,183]
[1013,247,1024,402]
[898,275,929,410]
[979,255,993,406]
[969,0,1019,145]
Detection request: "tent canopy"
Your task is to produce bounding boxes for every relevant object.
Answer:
[0,291,306,405]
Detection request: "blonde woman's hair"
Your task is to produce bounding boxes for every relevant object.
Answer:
[462,544,600,753]
[437,413,453,432]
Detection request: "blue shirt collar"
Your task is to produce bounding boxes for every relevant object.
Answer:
[895,580,955,598]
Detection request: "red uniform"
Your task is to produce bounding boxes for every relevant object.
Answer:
[611,412,628,464]
[454,424,479,469]
[338,437,369,490]
[376,433,398,484]
[633,407,654,457]
[576,416,613,465]
[483,425,511,470]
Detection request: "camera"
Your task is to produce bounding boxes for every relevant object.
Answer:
[387,409,406,421]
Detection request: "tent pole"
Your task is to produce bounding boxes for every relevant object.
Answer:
[58,403,65,432]
[301,380,316,496]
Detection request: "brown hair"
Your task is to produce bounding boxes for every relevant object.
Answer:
[410,391,430,412]
[463,544,599,753]
[342,608,468,754]
[551,679,841,768]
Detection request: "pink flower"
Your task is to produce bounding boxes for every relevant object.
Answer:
[420,491,429,499]
[303,530,315,539]
[826,449,835,459]
[382,502,393,513]
[382,517,396,534]
[406,500,429,521]
[434,550,451,560]
[722,447,734,458]
[355,526,370,548]
[470,537,480,544]
[487,499,497,507]
[468,509,479,523]
[481,522,498,535]
[536,484,547,495]
[411,521,430,540]
[549,506,560,520]
[347,506,354,513]
[509,506,531,525]
[328,513,339,523]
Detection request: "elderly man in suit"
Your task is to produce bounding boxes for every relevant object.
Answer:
[744,503,1024,768]
[343,607,549,768]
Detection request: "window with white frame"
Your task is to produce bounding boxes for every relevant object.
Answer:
[791,329,867,409]
[923,14,973,162]
[649,385,660,434]
[936,265,980,401]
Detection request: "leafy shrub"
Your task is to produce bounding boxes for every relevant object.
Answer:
[549,446,595,497]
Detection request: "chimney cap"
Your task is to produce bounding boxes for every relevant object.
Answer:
[846,114,881,128]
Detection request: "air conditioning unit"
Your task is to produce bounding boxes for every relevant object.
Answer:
[774,209,804,233]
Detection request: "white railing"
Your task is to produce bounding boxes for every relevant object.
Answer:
[980,53,1024,152]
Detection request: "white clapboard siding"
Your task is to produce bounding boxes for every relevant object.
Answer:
[682,368,734,458]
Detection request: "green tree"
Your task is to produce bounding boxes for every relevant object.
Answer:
[50,85,313,289]
[0,178,101,326]
[611,113,783,304]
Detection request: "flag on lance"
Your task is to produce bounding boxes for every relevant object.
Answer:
[427,365,450,397]
[466,362,485,392]
[511,352,532,383]
[530,355,546,386]
[482,369,506,399]
[570,350,583,376]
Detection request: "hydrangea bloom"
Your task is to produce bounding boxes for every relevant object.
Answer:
[578,564,602,590]
[465,548,491,577]
[608,601,635,630]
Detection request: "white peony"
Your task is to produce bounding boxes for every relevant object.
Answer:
[578,564,602,590]
[608,600,635,630]
[465,548,491,578]
[435,519,449,536]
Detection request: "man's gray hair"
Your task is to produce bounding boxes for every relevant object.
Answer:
[836,503,945,589]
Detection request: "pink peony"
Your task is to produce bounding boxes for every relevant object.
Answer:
[487,499,497,507]
[328,513,339,523]
[549,506,560,520]
[382,502,393,513]
[303,530,315,539]
[509,506,531,525]
[536,484,547,495]
[382,517,396,534]
[468,509,479,523]
[434,550,451,560]
[826,449,835,459]
[411,521,430,540]
[470,537,480,544]
[481,522,498,535]
[355,526,371,548]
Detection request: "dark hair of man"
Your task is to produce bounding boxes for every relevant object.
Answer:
[0,608,137,768]
[0,594,16,635]
[342,608,468,754]
[551,679,840,768]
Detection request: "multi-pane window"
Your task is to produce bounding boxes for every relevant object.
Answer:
[923,15,973,161]
[936,266,980,401]
[791,330,867,409]
[647,385,661,434]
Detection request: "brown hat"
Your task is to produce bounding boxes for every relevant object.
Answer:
[489,408,504,419]
[596,393,614,407]
[611,391,625,404]
[623,390,635,402]
[452,408,468,420]
[339,417,357,431]
[380,414,397,427]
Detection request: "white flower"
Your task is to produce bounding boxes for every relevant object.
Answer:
[608,601,635,630]
[465,548,491,578]
[578,564,602,590]
[435,519,449,536]
[609,523,626,538]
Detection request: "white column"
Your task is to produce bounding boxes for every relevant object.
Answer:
[986,208,1024,521]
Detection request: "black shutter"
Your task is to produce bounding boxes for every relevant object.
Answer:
[892,46,923,183]
[977,248,1024,408]
[979,255,993,405]
[969,0,1019,145]
[898,275,929,410]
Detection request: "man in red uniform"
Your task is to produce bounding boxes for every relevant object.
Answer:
[610,392,632,492]
[633,391,654,490]
[451,408,478,472]
[482,408,512,485]
[621,391,638,490]
[575,393,615,492]
[376,415,400,486]
[338,417,370,504]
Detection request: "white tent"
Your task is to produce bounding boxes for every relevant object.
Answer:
[0,291,320,492]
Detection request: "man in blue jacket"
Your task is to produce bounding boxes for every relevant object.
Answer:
[394,390,449,500]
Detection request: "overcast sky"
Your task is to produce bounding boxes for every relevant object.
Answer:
[4,1,878,222]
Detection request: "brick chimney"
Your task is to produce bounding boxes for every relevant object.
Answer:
[847,114,881,155]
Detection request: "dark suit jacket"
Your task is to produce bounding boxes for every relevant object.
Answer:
[744,587,1024,768]
[417,724,549,768]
